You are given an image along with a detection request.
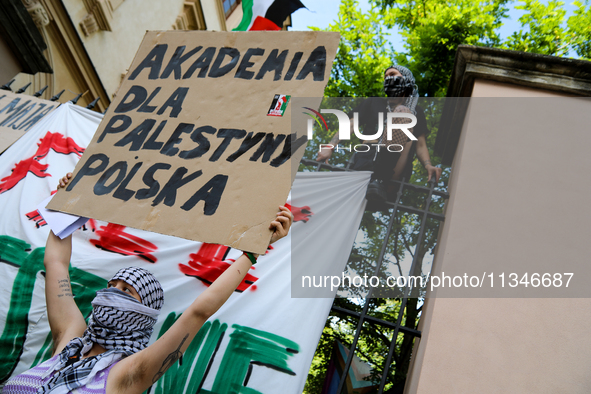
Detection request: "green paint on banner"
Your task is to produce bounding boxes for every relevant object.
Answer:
[0,235,107,380]
[0,235,302,390]
[0,235,30,267]
[233,324,300,351]
[0,240,45,383]
[30,267,106,366]
[147,318,300,394]
[211,324,300,393]
[69,266,108,320]
[150,315,228,394]
[190,319,227,392]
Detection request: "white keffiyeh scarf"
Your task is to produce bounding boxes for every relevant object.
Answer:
[384,65,420,115]
[39,267,163,394]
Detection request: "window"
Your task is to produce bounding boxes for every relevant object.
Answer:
[223,0,241,17]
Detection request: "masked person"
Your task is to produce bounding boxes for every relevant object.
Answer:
[316,65,441,208]
[2,173,293,394]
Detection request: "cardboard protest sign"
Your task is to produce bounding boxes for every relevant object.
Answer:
[0,103,368,392]
[48,31,339,253]
[0,91,59,153]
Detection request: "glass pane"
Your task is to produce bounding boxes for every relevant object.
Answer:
[223,0,232,13]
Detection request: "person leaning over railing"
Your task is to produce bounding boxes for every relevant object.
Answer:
[316,65,441,208]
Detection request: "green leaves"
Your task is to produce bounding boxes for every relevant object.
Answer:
[302,0,591,390]
[315,0,393,98]
[320,0,591,99]
[504,0,568,55]
[502,0,591,59]
[567,0,591,58]
[380,0,509,96]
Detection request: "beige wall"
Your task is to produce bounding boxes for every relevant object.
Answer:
[406,79,591,393]
[471,79,573,97]
[3,1,228,105]
[201,0,227,31]
[61,0,187,98]
[60,0,230,99]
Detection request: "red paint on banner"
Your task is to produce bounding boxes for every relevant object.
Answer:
[90,223,158,263]
[35,132,84,159]
[179,243,259,292]
[82,218,98,232]
[25,210,46,228]
[1,158,50,192]
[0,132,85,193]
[285,203,313,223]
[25,189,58,229]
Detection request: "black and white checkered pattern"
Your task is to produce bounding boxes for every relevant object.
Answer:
[39,268,164,393]
[387,65,419,115]
[383,105,415,146]
[87,289,157,351]
[111,266,164,311]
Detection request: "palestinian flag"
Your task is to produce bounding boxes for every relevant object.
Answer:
[233,0,306,31]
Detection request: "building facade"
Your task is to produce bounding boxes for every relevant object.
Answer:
[405,46,591,393]
[0,0,250,112]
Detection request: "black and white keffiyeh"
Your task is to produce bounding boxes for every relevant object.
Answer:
[39,267,163,394]
[384,65,420,115]
[111,266,164,311]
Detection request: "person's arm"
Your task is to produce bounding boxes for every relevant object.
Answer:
[107,207,293,394]
[316,129,341,163]
[391,141,413,180]
[316,115,363,163]
[44,173,87,355]
[416,135,442,182]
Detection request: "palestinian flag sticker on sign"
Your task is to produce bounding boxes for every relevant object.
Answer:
[267,94,291,117]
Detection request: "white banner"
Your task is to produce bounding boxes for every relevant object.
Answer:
[0,91,60,154]
[0,103,370,393]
